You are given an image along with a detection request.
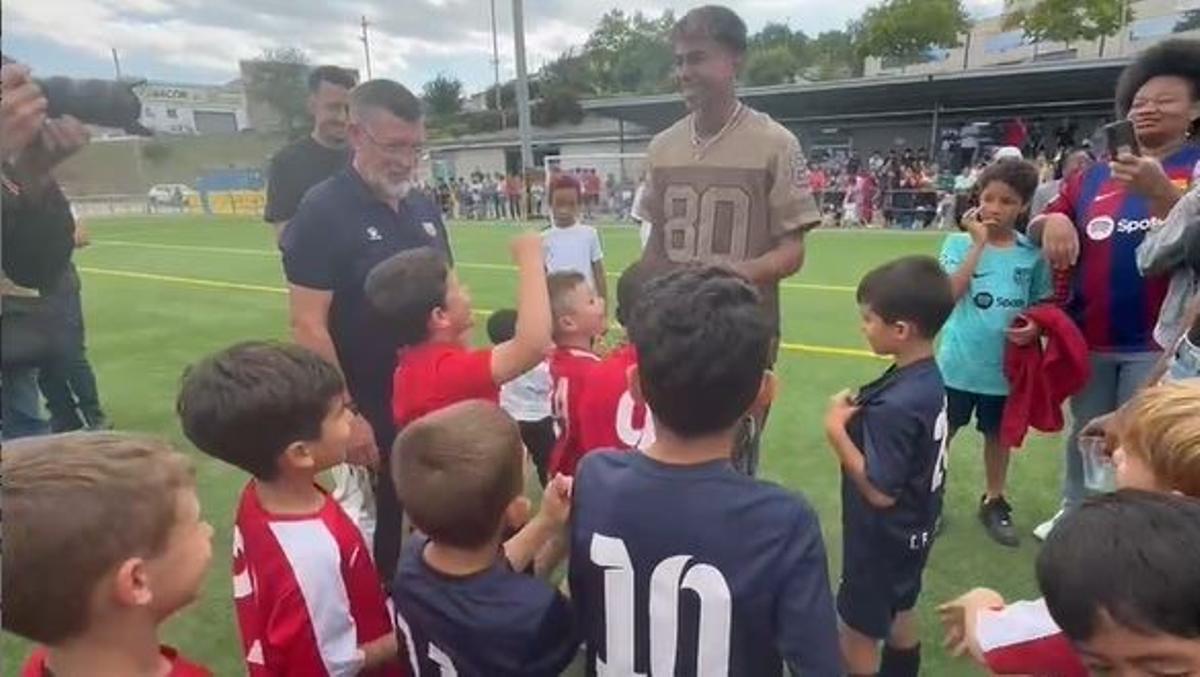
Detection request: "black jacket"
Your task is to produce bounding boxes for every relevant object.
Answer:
[2,166,75,291]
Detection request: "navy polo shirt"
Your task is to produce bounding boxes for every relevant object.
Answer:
[281,166,451,436]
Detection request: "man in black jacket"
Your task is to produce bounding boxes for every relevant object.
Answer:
[2,60,91,439]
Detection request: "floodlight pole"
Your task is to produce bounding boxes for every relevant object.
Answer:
[361,15,374,79]
[511,0,534,176]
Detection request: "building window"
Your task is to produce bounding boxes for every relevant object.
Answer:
[166,108,178,119]
[985,29,1026,54]
[1129,11,1200,42]
[881,47,951,70]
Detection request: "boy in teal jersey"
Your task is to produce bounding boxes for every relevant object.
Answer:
[938,159,1053,547]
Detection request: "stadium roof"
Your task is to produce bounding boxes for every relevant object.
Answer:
[582,58,1133,131]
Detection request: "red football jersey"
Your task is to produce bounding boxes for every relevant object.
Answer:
[232,482,405,677]
[22,646,210,677]
[577,344,654,453]
[978,598,1086,677]
[392,342,497,426]
[548,346,601,476]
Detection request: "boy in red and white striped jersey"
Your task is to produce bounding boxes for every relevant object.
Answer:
[177,341,405,677]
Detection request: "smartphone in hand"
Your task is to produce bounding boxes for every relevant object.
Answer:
[1104,120,1140,158]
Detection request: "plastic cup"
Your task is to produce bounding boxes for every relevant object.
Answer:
[1080,435,1116,493]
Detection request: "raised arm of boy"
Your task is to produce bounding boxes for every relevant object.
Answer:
[504,474,572,572]
[491,233,553,384]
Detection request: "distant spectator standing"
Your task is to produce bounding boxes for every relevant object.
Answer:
[505,173,523,220]
[1030,149,1093,216]
[482,174,498,219]
[263,66,357,242]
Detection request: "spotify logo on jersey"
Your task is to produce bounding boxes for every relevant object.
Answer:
[973,292,995,309]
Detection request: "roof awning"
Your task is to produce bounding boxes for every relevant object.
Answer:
[582,58,1131,131]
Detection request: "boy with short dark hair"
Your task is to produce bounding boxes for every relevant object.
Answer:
[569,264,841,676]
[391,400,578,676]
[365,233,551,427]
[176,341,402,676]
[3,432,214,677]
[938,158,1052,546]
[824,255,955,677]
[546,270,607,477]
[1038,491,1200,674]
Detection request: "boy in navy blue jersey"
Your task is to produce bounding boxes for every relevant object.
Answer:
[389,400,578,676]
[825,255,955,677]
[569,265,841,677]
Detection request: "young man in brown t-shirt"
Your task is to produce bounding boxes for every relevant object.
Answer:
[635,5,822,475]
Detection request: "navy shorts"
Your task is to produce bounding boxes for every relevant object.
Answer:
[838,546,930,639]
[946,387,1006,436]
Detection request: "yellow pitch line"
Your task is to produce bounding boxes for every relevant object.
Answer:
[77,266,288,295]
[93,240,856,292]
[779,342,883,360]
[78,265,874,359]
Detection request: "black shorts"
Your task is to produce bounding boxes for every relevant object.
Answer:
[946,387,1006,436]
[837,546,930,639]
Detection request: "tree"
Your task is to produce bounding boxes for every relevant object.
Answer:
[857,0,969,65]
[583,9,675,94]
[1003,0,1131,46]
[422,74,464,118]
[808,28,864,80]
[744,44,800,86]
[242,47,311,137]
[744,22,813,85]
[1174,8,1200,33]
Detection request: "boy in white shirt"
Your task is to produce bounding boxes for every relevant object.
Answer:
[542,173,608,303]
[488,308,554,486]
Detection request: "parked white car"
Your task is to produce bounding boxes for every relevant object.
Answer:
[147,183,195,206]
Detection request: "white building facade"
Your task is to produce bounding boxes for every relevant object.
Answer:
[137,82,249,135]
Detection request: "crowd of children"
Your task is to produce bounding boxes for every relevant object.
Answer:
[5,158,1200,677]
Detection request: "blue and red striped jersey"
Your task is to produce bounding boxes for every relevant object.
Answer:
[1043,143,1200,352]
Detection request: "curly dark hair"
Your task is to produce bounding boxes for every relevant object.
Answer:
[1114,38,1200,136]
[975,158,1040,204]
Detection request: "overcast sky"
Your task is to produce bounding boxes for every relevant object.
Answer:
[4,0,1005,94]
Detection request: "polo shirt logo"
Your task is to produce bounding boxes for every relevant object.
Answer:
[365,226,383,242]
[422,221,437,238]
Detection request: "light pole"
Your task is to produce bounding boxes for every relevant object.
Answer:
[511,0,534,188]
[361,15,374,79]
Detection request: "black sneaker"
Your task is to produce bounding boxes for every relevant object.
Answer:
[978,495,1020,547]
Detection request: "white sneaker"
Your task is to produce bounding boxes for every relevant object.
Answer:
[1033,509,1065,541]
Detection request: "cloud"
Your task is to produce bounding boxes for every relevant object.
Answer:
[4,0,1009,89]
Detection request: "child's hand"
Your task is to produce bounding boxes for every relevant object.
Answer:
[961,207,989,245]
[537,473,574,527]
[936,588,1005,658]
[823,389,858,433]
[510,232,544,264]
[1079,410,1117,440]
[1005,317,1039,346]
